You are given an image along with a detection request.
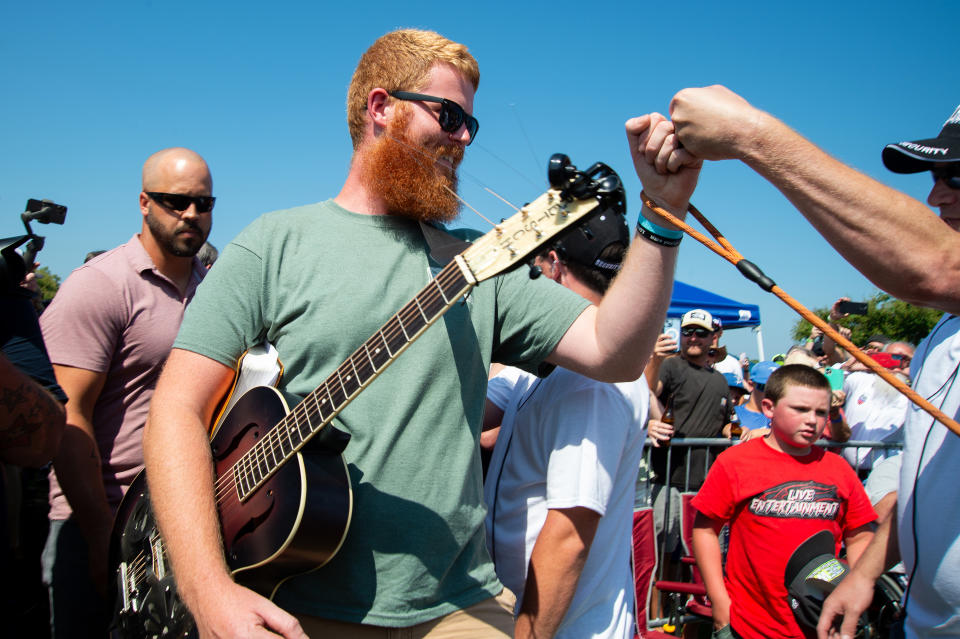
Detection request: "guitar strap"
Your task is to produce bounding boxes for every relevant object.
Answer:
[419,221,470,266]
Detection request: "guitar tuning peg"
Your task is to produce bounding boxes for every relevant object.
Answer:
[528,264,542,280]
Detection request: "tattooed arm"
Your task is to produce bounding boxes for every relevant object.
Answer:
[0,352,65,467]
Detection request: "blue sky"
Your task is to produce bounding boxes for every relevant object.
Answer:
[1,1,956,358]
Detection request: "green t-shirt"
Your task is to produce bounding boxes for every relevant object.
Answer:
[174,200,590,625]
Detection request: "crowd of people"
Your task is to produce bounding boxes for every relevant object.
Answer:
[0,26,957,639]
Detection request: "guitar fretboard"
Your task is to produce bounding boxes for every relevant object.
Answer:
[230,259,473,500]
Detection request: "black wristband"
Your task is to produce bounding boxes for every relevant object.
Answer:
[635,221,682,247]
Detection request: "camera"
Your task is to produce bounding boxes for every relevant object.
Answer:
[1,198,67,291]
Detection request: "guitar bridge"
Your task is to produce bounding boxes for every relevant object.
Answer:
[118,561,138,613]
[151,532,167,579]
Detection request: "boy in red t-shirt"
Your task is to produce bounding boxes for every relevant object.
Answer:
[691,364,876,639]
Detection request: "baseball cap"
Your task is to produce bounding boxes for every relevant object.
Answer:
[551,209,629,274]
[784,530,848,637]
[882,104,960,173]
[869,352,900,370]
[681,309,714,331]
[750,360,779,385]
[723,372,748,391]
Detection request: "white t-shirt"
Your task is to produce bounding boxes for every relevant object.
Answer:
[841,371,908,470]
[484,367,648,639]
[898,314,960,637]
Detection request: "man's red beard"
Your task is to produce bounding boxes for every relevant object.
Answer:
[365,110,464,224]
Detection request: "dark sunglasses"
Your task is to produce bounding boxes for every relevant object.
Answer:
[681,326,712,338]
[931,166,960,190]
[146,192,216,213]
[889,353,912,364]
[388,91,479,145]
[754,383,766,392]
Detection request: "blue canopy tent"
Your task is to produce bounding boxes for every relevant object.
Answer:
[668,281,765,358]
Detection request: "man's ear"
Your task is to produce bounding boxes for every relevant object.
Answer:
[139,191,150,218]
[368,88,392,131]
[546,249,564,283]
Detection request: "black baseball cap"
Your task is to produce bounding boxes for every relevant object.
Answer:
[882,104,960,173]
[784,530,848,638]
[552,208,629,274]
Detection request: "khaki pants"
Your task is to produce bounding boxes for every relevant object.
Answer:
[296,589,516,639]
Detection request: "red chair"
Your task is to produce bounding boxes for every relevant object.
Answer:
[651,492,713,633]
[631,507,657,638]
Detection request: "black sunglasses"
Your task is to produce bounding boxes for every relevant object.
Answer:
[146,192,216,213]
[681,326,712,338]
[388,91,479,145]
[931,166,960,190]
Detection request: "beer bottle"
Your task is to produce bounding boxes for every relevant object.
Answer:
[729,411,743,438]
[660,393,675,448]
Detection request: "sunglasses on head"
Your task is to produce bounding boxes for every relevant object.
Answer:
[146,192,216,213]
[931,165,960,190]
[388,91,479,145]
[681,326,712,338]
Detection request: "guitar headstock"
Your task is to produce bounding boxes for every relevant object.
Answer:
[462,154,625,283]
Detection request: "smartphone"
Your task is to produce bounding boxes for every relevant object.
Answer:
[822,367,845,391]
[662,317,680,351]
[837,300,868,315]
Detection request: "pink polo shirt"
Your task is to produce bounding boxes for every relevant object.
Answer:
[40,234,205,520]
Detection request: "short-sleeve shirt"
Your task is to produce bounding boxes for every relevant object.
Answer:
[172,200,591,626]
[692,438,876,638]
[735,405,770,431]
[841,371,907,470]
[40,235,205,518]
[653,355,733,488]
[898,314,960,635]
[483,367,648,638]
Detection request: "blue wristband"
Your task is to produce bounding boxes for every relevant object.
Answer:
[637,211,684,241]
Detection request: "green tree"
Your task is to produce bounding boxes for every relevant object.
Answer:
[791,292,942,346]
[34,266,61,303]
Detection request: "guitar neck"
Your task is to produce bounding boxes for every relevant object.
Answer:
[231,258,476,500]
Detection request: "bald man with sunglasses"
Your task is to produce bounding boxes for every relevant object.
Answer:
[38,146,213,638]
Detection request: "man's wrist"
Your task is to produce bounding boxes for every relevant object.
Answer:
[639,193,685,230]
[741,109,785,168]
[636,193,685,247]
